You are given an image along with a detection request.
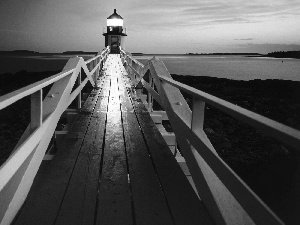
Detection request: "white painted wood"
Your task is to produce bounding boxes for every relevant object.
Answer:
[121,52,286,225]
[0,47,110,225]
[0,115,52,191]
[156,124,166,133]
[141,79,161,106]
[30,90,42,133]
[152,110,168,120]
[139,94,147,103]
[162,133,176,146]
[0,70,73,111]
[150,114,162,124]
[153,58,284,225]
[148,59,229,225]
[0,57,80,224]
[176,156,190,175]
[159,76,300,151]
[77,71,82,110]
[191,97,205,132]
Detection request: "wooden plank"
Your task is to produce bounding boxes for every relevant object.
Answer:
[129,87,214,224]
[80,93,98,114]
[80,113,106,225]
[135,110,214,225]
[96,112,132,225]
[12,92,99,225]
[119,77,134,112]
[100,78,111,97]
[107,96,120,112]
[12,113,91,225]
[54,112,106,225]
[122,111,174,225]
[93,96,109,116]
[126,86,148,113]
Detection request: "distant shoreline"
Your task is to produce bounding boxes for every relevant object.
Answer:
[0,50,97,56]
[132,52,300,59]
[1,50,299,59]
[132,53,262,56]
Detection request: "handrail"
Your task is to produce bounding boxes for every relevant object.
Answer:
[120,49,299,224]
[0,46,110,225]
[0,69,74,110]
[158,76,300,151]
[0,47,110,111]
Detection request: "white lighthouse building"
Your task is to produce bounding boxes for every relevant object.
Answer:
[103,9,127,54]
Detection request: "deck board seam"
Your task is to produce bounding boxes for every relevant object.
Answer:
[93,75,110,225]
[93,112,108,225]
[119,89,137,225]
[124,81,177,225]
[53,80,105,224]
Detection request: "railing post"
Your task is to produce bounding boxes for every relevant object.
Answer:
[95,57,100,82]
[30,90,43,133]
[191,97,205,131]
[148,76,153,112]
[77,71,82,110]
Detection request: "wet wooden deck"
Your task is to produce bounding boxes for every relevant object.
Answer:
[12,54,213,225]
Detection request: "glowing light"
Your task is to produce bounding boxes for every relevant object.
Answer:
[107,19,123,27]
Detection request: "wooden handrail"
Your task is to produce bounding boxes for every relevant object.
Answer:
[158,76,300,151]
[0,46,110,225]
[0,69,74,110]
[120,50,298,225]
[0,47,110,111]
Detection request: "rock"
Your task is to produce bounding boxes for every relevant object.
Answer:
[204,128,215,134]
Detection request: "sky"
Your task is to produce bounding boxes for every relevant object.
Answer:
[0,0,300,54]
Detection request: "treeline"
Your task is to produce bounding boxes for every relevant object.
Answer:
[265,51,300,59]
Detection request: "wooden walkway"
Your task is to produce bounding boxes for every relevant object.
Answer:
[12,54,213,225]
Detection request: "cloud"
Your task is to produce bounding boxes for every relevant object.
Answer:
[125,0,300,28]
[1,0,300,53]
[235,38,254,41]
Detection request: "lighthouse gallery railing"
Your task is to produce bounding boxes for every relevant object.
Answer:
[120,48,300,225]
[0,47,110,225]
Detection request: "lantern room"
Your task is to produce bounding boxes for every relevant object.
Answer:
[103,9,127,54]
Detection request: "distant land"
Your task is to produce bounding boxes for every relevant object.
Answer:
[132,51,300,59]
[185,53,262,56]
[263,51,300,59]
[0,50,299,59]
[0,50,98,56]
[131,52,263,56]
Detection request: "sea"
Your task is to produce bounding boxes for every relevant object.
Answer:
[0,54,299,81]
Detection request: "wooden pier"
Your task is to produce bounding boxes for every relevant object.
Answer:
[10,54,213,225]
[1,47,300,225]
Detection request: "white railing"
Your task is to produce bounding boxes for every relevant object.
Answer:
[0,46,110,225]
[120,48,300,225]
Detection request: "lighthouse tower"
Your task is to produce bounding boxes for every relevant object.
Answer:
[103,9,127,54]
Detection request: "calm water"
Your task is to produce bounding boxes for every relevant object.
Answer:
[0,54,299,81]
[136,55,300,81]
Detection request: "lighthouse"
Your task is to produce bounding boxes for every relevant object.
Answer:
[103,9,127,54]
